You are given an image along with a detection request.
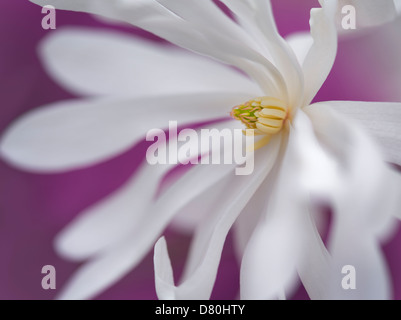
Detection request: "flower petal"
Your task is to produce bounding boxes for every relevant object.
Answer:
[55,121,237,261]
[233,177,272,260]
[55,162,163,261]
[240,211,300,300]
[40,28,260,97]
[329,227,392,299]
[154,237,175,300]
[318,100,401,166]
[219,0,304,107]
[306,102,399,234]
[30,0,286,100]
[0,92,253,172]
[154,135,282,299]
[302,1,338,106]
[240,109,340,300]
[296,206,334,300]
[304,103,400,299]
[285,32,314,66]
[57,125,247,299]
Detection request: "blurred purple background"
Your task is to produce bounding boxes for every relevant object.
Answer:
[0,0,400,300]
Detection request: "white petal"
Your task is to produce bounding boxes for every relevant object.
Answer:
[337,0,397,28]
[319,100,401,166]
[219,0,304,107]
[296,206,334,300]
[239,149,298,300]
[396,0,401,13]
[55,162,164,261]
[154,135,282,299]
[57,127,246,299]
[300,208,393,299]
[285,32,314,66]
[40,28,260,97]
[304,103,398,299]
[154,237,175,300]
[306,103,398,233]
[302,2,338,106]
[329,228,392,299]
[240,110,340,300]
[55,121,238,260]
[30,0,286,100]
[240,214,300,300]
[133,0,287,99]
[0,92,254,172]
[233,177,272,260]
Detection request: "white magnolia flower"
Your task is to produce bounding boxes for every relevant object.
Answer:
[1,0,401,300]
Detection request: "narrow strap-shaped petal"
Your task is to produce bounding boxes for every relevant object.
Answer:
[40,28,260,97]
[302,0,338,106]
[241,110,340,300]
[220,0,304,108]
[240,212,300,299]
[56,126,248,299]
[55,120,237,261]
[233,175,273,261]
[329,227,392,299]
[296,206,334,300]
[57,163,236,299]
[30,0,286,99]
[0,92,254,172]
[154,135,282,300]
[286,32,314,66]
[306,102,399,234]
[314,100,401,166]
[396,0,401,13]
[304,103,399,299]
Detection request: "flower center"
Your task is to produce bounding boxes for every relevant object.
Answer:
[230,97,289,150]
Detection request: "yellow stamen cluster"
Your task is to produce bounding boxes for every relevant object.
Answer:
[231,97,289,150]
[231,97,288,134]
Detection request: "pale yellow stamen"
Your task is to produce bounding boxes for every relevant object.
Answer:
[231,96,289,150]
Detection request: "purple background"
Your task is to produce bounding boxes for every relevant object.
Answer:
[0,0,400,300]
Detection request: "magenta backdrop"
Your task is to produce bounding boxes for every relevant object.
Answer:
[1,0,400,300]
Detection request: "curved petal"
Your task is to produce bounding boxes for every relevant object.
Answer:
[319,100,401,166]
[154,237,175,299]
[56,124,246,299]
[286,32,314,66]
[39,27,260,97]
[55,121,237,261]
[219,0,304,107]
[302,0,338,106]
[240,110,340,300]
[296,206,334,300]
[154,134,282,300]
[0,92,254,172]
[396,0,401,13]
[55,162,164,261]
[328,226,392,299]
[304,103,399,299]
[233,177,272,261]
[240,213,300,300]
[30,0,286,100]
[306,102,401,233]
